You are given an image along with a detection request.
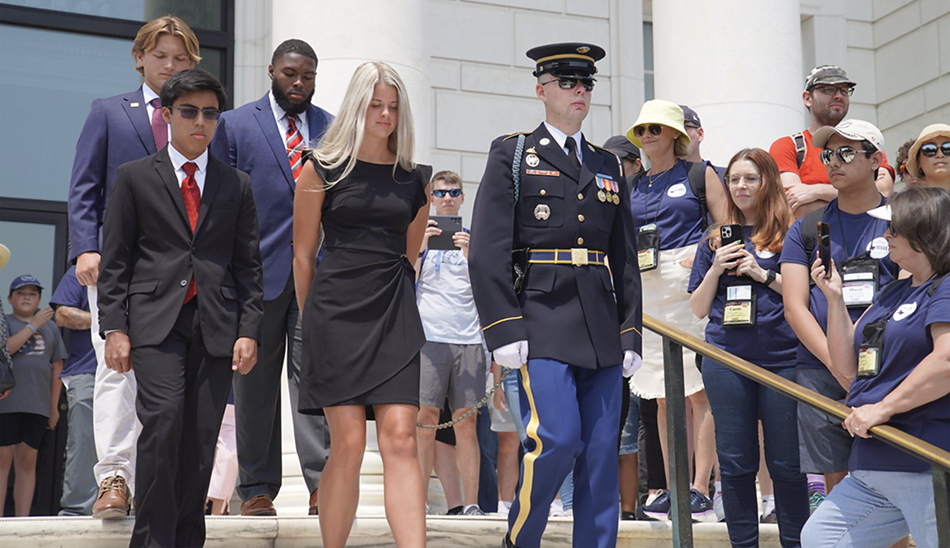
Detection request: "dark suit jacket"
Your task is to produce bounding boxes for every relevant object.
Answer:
[97,149,264,357]
[210,95,332,300]
[68,88,159,262]
[469,123,642,369]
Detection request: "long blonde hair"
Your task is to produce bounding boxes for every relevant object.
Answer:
[313,61,415,185]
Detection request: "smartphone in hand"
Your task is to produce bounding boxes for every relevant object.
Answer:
[428,215,463,250]
[720,224,743,271]
[817,221,832,278]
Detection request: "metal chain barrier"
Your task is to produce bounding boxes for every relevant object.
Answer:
[416,367,514,430]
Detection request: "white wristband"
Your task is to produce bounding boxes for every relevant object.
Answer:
[25,324,37,334]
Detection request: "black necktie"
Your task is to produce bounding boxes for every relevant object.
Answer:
[565,136,580,171]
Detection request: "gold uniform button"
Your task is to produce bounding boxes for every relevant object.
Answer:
[577,237,584,245]
[578,214,585,222]
[540,189,547,196]
[577,193,584,200]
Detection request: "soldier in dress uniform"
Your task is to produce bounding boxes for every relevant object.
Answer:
[469,42,643,548]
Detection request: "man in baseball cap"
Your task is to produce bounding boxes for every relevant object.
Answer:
[779,117,898,509]
[770,65,894,218]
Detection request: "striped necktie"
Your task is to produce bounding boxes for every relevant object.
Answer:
[286,114,304,181]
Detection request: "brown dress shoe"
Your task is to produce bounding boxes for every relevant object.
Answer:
[240,494,277,516]
[92,474,130,519]
[308,489,318,516]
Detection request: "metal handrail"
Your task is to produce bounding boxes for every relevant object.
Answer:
[643,313,950,547]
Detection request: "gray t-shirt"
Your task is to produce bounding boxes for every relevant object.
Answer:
[0,315,66,417]
[416,247,482,344]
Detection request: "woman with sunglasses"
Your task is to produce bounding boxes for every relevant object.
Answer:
[905,123,950,190]
[625,99,727,521]
[293,61,431,547]
[802,186,950,547]
[688,149,809,546]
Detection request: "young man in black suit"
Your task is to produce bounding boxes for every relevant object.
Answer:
[97,68,264,548]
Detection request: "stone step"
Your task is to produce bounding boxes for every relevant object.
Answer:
[0,515,784,547]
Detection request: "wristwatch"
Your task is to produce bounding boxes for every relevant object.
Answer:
[763,269,776,287]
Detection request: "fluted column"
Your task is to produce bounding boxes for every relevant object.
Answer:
[272,0,433,162]
[652,0,803,165]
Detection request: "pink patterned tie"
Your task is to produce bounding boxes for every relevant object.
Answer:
[150,98,167,151]
[181,162,200,303]
[286,114,304,181]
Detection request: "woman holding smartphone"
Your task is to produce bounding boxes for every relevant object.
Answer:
[688,148,809,547]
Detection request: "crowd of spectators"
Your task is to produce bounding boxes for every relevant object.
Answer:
[1,20,947,547]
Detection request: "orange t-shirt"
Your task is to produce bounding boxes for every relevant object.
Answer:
[769,129,894,185]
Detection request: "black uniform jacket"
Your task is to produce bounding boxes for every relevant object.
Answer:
[469,123,642,369]
[98,149,264,357]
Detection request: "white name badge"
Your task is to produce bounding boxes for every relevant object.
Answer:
[867,237,890,259]
[893,302,918,321]
[667,183,687,198]
[842,273,875,307]
[727,285,753,301]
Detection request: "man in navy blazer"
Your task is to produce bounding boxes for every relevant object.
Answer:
[66,16,201,518]
[209,39,333,516]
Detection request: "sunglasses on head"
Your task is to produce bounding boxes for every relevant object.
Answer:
[920,142,950,158]
[432,188,462,198]
[633,124,664,138]
[169,105,221,121]
[541,77,595,92]
[819,146,870,166]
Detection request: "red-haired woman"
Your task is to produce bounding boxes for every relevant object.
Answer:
[688,148,809,547]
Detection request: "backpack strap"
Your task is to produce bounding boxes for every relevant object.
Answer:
[793,132,807,169]
[928,272,950,297]
[686,161,709,229]
[800,206,827,262]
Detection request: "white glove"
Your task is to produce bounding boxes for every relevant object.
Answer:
[494,340,529,370]
[622,350,642,378]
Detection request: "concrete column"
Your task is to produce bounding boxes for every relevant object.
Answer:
[651,0,802,165]
[271,0,433,162]
[231,0,273,107]
[609,0,646,134]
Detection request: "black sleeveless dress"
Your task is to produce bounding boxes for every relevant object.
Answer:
[298,159,431,415]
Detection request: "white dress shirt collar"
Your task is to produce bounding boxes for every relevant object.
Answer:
[269,90,309,144]
[543,122,584,164]
[167,144,209,194]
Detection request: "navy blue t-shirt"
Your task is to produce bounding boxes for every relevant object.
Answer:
[630,159,705,250]
[847,276,950,473]
[49,265,97,377]
[779,199,898,369]
[688,226,796,368]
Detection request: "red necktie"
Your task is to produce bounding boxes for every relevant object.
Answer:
[181,162,200,303]
[286,114,304,181]
[150,98,167,151]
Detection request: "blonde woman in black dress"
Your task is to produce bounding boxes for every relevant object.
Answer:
[293,61,431,547]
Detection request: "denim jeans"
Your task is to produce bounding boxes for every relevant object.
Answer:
[502,368,574,511]
[619,390,640,455]
[703,358,809,547]
[803,469,936,547]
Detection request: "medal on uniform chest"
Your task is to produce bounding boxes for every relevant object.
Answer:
[534,204,551,220]
[595,176,607,202]
[612,193,620,205]
[526,154,540,167]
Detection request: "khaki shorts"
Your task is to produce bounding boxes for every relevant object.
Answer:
[419,342,486,410]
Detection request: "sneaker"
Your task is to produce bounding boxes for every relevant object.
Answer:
[639,490,671,521]
[808,490,825,514]
[760,508,777,523]
[549,498,564,517]
[688,489,718,523]
[712,489,725,522]
[462,505,486,516]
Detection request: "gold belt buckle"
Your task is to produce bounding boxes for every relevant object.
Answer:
[571,248,588,266]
